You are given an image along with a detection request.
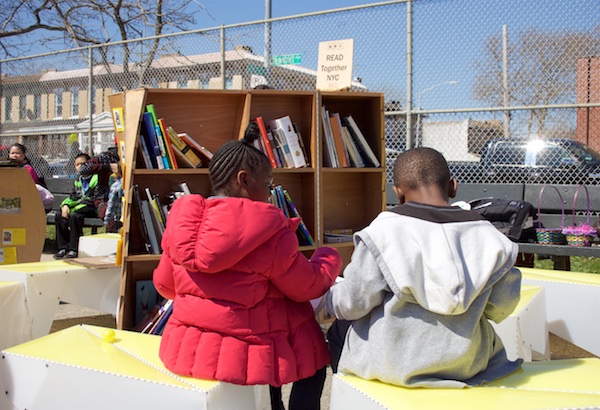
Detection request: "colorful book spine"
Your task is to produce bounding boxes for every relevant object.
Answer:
[132,184,152,253]
[283,188,315,246]
[166,127,203,168]
[146,105,171,169]
[158,118,178,169]
[141,112,163,169]
[256,117,278,168]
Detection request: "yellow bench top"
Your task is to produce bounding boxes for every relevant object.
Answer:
[521,267,600,286]
[337,358,600,409]
[3,325,220,392]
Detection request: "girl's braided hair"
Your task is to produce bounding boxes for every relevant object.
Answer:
[209,122,271,195]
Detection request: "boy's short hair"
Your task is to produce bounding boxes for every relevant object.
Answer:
[393,147,450,190]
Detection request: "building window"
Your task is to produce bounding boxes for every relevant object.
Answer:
[54,88,63,118]
[71,87,79,117]
[4,97,12,121]
[178,74,188,89]
[19,95,26,121]
[34,95,41,119]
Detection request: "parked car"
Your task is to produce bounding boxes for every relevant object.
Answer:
[449,139,600,184]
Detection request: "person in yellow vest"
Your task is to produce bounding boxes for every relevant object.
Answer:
[54,152,115,259]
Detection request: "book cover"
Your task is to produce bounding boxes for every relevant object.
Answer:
[138,135,152,169]
[178,133,214,161]
[282,187,315,246]
[255,117,278,168]
[171,145,197,168]
[267,131,284,168]
[133,184,152,253]
[341,126,365,167]
[140,199,161,254]
[145,104,169,169]
[166,126,203,168]
[292,123,310,167]
[270,116,307,168]
[321,105,339,167]
[271,128,294,167]
[343,115,381,167]
[135,280,159,325]
[148,301,173,335]
[329,113,350,167]
[158,118,178,169]
[141,112,163,169]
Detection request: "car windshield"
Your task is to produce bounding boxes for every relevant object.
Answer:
[566,141,600,165]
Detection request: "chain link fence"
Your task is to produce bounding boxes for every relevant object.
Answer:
[1,0,599,187]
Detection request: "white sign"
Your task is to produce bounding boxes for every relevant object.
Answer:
[316,39,354,91]
[250,74,267,88]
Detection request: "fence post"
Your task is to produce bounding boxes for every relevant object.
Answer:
[220,24,226,90]
[406,0,413,149]
[87,46,94,155]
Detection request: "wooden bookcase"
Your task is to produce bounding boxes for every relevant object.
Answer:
[110,88,385,330]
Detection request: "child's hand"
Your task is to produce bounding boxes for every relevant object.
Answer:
[61,205,70,218]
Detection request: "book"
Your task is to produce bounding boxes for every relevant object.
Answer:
[158,118,178,169]
[323,233,353,243]
[148,301,173,335]
[268,116,307,168]
[146,105,171,169]
[343,115,381,167]
[178,133,214,161]
[171,144,198,168]
[275,186,315,246]
[270,128,294,167]
[138,136,152,169]
[321,105,339,167]
[166,126,203,168]
[341,126,365,167]
[133,184,152,253]
[140,199,161,254]
[329,113,349,167]
[135,280,159,325]
[255,117,278,168]
[141,112,163,169]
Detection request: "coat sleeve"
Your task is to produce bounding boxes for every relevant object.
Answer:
[484,266,521,323]
[153,252,176,300]
[327,238,390,321]
[269,230,342,302]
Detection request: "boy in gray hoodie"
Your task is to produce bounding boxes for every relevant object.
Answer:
[326,147,522,388]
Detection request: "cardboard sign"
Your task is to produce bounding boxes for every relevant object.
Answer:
[316,39,354,91]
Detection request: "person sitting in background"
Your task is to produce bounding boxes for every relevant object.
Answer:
[54,152,117,259]
[326,147,523,388]
[36,183,55,214]
[9,143,40,184]
[104,162,123,233]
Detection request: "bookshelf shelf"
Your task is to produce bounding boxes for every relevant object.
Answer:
[110,88,385,330]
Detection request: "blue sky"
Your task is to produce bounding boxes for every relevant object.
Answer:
[193,1,379,27]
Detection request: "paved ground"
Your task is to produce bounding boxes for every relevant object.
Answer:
[44,251,596,409]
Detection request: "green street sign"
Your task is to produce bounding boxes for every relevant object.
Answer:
[271,54,302,66]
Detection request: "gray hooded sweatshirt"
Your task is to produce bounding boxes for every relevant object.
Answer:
[327,202,523,388]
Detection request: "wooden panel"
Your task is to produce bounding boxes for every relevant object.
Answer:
[0,168,46,263]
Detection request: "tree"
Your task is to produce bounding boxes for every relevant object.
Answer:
[0,0,212,89]
[473,27,600,137]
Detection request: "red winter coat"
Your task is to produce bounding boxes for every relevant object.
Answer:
[153,194,342,386]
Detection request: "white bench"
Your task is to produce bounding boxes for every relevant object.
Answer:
[330,359,600,410]
[1,325,269,410]
[0,260,120,340]
[521,267,600,357]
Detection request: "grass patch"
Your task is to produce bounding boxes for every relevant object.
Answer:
[534,256,600,274]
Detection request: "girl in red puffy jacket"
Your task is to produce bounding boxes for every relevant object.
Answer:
[153,122,342,409]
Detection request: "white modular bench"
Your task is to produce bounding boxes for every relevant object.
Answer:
[0,260,120,340]
[330,359,600,410]
[1,325,269,410]
[521,267,600,357]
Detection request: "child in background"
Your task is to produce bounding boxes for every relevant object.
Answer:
[326,147,522,388]
[104,162,123,233]
[9,143,40,184]
[153,122,342,410]
[54,152,116,258]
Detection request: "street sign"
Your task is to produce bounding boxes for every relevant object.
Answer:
[271,54,302,66]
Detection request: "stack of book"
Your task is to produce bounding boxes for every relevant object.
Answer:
[270,184,315,246]
[254,116,309,169]
[321,105,380,168]
[132,183,191,254]
[138,104,213,169]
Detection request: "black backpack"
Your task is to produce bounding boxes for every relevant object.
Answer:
[468,197,538,243]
